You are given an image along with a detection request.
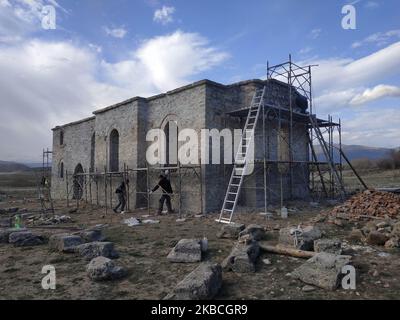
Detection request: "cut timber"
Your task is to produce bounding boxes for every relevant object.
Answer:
[259,242,316,259]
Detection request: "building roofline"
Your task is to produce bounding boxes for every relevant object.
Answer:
[52,116,95,131]
[54,78,296,128]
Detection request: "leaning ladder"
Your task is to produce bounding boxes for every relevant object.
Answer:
[217,86,266,224]
[309,114,346,200]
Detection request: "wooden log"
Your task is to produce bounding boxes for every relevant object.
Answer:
[259,242,315,259]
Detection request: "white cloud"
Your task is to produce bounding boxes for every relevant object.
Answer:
[309,28,321,40]
[365,1,379,9]
[0,30,228,161]
[302,41,400,113]
[102,30,229,93]
[88,43,102,53]
[0,0,66,44]
[350,84,400,105]
[352,29,400,48]
[104,26,127,38]
[299,47,312,55]
[297,42,400,148]
[342,109,400,148]
[153,5,175,25]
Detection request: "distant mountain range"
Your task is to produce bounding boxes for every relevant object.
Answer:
[315,144,394,163]
[0,160,32,172]
[0,144,397,172]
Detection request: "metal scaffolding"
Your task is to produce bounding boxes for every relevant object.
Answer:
[223,55,367,215]
[64,163,203,218]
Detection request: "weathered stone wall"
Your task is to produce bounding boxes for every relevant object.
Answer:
[51,78,310,214]
[51,117,95,200]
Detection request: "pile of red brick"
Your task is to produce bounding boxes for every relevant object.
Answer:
[329,190,400,219]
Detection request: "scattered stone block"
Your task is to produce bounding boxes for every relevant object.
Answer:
[238,224,265,241]
[384,237,400,249]
[6,207,19,214]
[314,239,342,255]
[77,242,119,261]
[165,262,222,300]
[279,225,322,251]
[366,231,389,246]
[167,239,202,263]
[9,231,45,247]
[49,234,83,252]
[391,222,400,237]
[222,241,260,273]
[302,285,317,292]
[376,221,391,229]
[76,229,105,243]
[0,227,27,243]
[347,228,365,243]
[291,252,352,290]
[87,256,126,281]
[0,217,12,228]
[216,223,245,239]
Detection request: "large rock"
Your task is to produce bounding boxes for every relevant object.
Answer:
[239,224,265,241]
[77,242,119,261]
[167,239,202,263]
[366,231,389,246]
[0,228,27,243]
[0,217,12,228]
[347,228,365,243]
[279,225,322,251]
[222,241,260,273]
[87,256,126,281]
[216,223,245,239]
[3,207,19,214]
[391,222,400,237]
[9,231,45,247]
[384,237,400,249]
[291,252,352,290]
[49,234,83,253]
[165,262,222,300]
[78,229,105,243]
[314,239,342,255]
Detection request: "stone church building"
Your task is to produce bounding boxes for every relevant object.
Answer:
[51,78,310,214]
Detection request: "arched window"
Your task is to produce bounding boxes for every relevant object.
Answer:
[73,164,84,200]
[90,133,95,172]
[163,120,178,166]
[59,161,64,179]
[60,130,64,145]
[109,129,119,172]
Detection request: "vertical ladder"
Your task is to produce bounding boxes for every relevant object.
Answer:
[217,86,266,224]
[309,115,346,199]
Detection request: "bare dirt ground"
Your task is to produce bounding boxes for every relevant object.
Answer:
[1,169,400,300]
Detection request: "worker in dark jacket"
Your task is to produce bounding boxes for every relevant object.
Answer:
[150,174,174,215]
[113,180,128,214]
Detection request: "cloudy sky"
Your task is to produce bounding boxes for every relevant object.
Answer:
[0,0,399,162]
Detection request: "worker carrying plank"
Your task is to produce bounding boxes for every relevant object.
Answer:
[150,174,174,215]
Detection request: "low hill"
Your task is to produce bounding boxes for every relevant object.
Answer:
[0,160,31,172]
[315,144,393,162]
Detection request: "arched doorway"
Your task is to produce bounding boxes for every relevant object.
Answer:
[109,129,119,172]
[73,164,84,200]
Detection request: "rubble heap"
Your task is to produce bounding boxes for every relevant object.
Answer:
[329,190,400,219]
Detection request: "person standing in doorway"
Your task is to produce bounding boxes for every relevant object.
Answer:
[150,174,174,215]
[113,180,128,214]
